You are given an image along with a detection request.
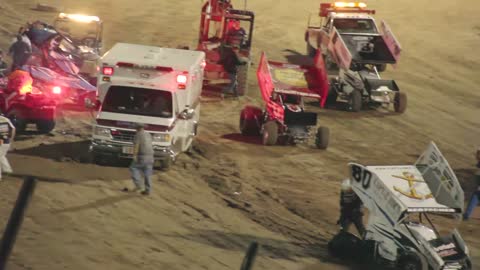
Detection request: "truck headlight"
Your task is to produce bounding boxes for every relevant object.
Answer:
[152,133,170,142]
[94,126,111,137]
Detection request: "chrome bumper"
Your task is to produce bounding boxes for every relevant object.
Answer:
[89,139,174,160]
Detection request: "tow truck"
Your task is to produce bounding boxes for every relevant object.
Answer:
[328,142,472,270]
[305,2,406,112]
[239,51,330,148]
[88,43,205,170]
[197,0,254,97]
[53,13,104,55]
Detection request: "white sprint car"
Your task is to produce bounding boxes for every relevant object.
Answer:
[329,142,472,270]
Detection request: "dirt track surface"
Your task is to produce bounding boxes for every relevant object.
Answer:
[0,0,479,269]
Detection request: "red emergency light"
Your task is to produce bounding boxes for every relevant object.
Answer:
[52,86,62,94]
[320,2,375,17]
[102,66,114,76]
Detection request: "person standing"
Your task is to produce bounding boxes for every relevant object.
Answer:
[11,27,32,51]
[0,115,15,181]
[124,123,154,195]
[220,43,246,98]
[463,147,480,220]
[8,35,32,71]
[337,179,366,237]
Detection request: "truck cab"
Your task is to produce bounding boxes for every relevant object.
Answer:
[89,43,205,170]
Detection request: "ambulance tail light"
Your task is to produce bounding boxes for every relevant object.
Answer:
[102,66,114,76]
[177,74,187,89]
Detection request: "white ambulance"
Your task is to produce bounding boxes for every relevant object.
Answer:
[88,43,205,170]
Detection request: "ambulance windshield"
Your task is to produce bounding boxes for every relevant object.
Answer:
[102,86,173,118]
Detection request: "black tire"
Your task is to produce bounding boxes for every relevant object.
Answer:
[348,90,362,112]
[376,64,387,72]
[328,231,362,259]
[306,43,316,58]
[239,109,260,136]
[236,64,249,96]
[159,157,172,171]
[326,82,339,106]
[315,126,329,149]
[398,253,422,270]
[8,109,27,133]
[262,121,278,146]
[394,92,407,113]
[36,120,55,134]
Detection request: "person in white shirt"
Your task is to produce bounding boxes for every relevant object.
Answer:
[0,115,15,181]
[11,27,32,51]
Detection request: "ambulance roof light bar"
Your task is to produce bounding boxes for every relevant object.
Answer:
[320,2,375,17]
[58,13,100,23]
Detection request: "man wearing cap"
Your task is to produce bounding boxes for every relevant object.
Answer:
[8,35,32,71]
[124,123,154,195]
[337,179,365,236]
[463,147,480,220]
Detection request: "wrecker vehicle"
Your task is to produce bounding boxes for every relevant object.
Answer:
[196,0,254,97]
[239,51,330,148]
[305,2,406,113]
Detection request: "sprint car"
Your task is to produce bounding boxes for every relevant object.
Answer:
[329,142,472,270]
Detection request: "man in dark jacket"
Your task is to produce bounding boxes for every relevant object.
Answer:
[220,43,246,97]
[338,179,366,237]
[8,35,32,71]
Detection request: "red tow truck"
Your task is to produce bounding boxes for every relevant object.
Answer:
[197,0,254,97]
[239,51,330,148]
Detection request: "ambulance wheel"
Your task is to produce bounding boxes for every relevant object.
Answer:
[8,109,27,133]
[236,64,249,96]
[262,121,278,146]
[315,126,329,149]
[159,157,172,171]
[348,90,362,112]
[306,43,316,58]
[398,253,422,270]
[394,92,407,114]
[36,120,55,134]
[239,109,260,135]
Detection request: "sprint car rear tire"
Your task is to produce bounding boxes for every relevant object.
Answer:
[262,121,278,146]
[240,109,260,136]
[36,120,55,134]
[398,253,422,270]
[306,43,316,58]
[376,64,387,72]
[315,126,329,149]
[8,109,27,133]
[348,90,362,112]
[394,92,407,113]
[328,231,362,259]
[236,64,249,96]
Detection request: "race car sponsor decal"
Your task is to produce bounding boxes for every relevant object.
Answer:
[272,68,308,88]
[392,172,433,200]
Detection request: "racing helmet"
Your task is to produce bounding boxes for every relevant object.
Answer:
[341,179,353,192]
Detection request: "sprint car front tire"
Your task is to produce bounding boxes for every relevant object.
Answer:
[398,253,422,270]
[315,126,329,149]
[36,120,55,134]
[262,121,278,146]
[348,90,362,112]
[394,92,407,113]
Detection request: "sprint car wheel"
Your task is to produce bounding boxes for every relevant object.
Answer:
[348,90,362,112]
[262,121,278,146]
[315,126,329,149]
[36,120,55,134]
[328,231,362,259]
[376,64,387,72]
[398,254,422,270]
[394,92,407,113]
[306,43,316,58]
[239,109,260,136]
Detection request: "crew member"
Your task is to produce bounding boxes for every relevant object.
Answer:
[220,42,246,97]
[8,35,32,71]
[11,26,32,51]
[464,147,480,220]
[338,179,366,236]
[0,115,15,181]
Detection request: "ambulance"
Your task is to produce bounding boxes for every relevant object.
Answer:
[88,43,205,170]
